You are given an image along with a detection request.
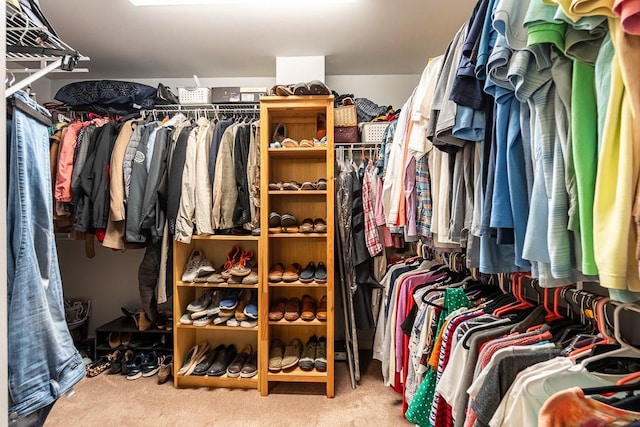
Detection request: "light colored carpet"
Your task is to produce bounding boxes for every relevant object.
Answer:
[45,357,411,427]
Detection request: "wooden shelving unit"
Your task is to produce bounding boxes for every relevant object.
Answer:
[172,236,262,391]
[259,95,335,398]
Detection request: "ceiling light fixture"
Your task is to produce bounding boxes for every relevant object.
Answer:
[129,0,354,5]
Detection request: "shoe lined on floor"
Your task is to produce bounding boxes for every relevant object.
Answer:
[315,336,327,372]
[281,339,303,370]
[107,350,123,374]
[240,351,258,378]
[226,345,252,378]
[142,352,161,377]
[299,336,318,371]
[120,350,134,376]
[157,355,173,384]
[125,353,145,380]
[86,356,111,377]
[268,339,285,372]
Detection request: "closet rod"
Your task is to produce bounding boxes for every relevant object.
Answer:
[6,59,61,98]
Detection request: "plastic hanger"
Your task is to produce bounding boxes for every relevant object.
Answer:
[494,273,534,317]
[572,302,640,369]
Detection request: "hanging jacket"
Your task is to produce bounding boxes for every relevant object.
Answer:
[90,121,118,230]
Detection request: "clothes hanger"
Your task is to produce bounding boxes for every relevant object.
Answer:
[572,302,640,369]
[494,273,531,317]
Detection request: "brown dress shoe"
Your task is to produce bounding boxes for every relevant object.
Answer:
[300,295,316,321]
[284,297,301,321]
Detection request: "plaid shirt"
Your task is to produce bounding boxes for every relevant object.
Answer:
[363,160,383,257]
[416,154,432,238]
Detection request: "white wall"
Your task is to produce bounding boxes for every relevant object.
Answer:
[47,73,420,338]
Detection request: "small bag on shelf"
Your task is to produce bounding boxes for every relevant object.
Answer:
[335,126,358,143]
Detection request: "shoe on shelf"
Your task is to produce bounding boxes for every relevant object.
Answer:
[293,82,311,95]
[268,298,287,321]
[268,263,285,282]
[206,344,237,377]
[157,355,173,384]
[281,339,303,370]
[315,336,327,372]
[226,345,252,378]
[219,288,243,310]
[192,315,215,327]
[242,268,258,285]
[280,213,298,228]
[268,339,285,372]
[268,212,281,228]
[300,294,317,321]
[244,290,258,320]
[284,297,301,321]
[308,80,331,95]
[177,343,210,376]
[240,319,257,328]
[300,182,317,191]
[221,245,242,279]
[142,352,161,377]
[121,332,132,347]
[299,336,318,371]
[282,263,302,282]
[204,272,225,284]
[316,178,327,190]
[214,314,233,325]
[272,122,288,142]
[192,346,219,376]
[191,291,221,319]
[313,218,327,233]
[240,351,258,378]
[234,290,252,321]
[181,249,204,282]
[317,295,328,321]
[186,289,214,312]
[108,332,121,348]
[299,262,316,283]
[314,262,327,283]
[230,250,254,277]
[179,312,193,325]
[195,258,215,279]
[226,317,240,327]
[299,218,314,233]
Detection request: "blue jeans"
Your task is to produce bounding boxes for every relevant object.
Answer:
[7,91,85,423]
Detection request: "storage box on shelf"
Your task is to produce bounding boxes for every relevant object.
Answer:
[94,316,172,360]
[172,235,262,390]
[360,121,391,144]
[259,95,335,397]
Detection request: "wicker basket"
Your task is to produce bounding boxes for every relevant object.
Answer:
[334,104,357,127]
[335,126,358,143]
[361,122,391,144]
[177,86,212,104]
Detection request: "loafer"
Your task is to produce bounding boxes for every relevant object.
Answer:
[300,294,316,321]
[282,181,300,191]
[226,345,252,378]
[268,212,282,228]
[299,262,316,283]
[299,218,314,233]
[317,295,328,321]
[299,336,318,371]
[268,339,285,372]
[268,298,287,321]
[284,297,301,321]
[316,178,327,190]
[313,218,327,233]
[157,355,173,384]
[205,344,237,377]
[280,213,298,228]
[240,351,258,378]
[268,263,285,282]
[282,339,303,370]
[314,262,327,283]
[192,345,222,376]
[282,263,301,282]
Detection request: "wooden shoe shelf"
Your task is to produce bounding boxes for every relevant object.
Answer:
[259,96,335,398]
[172,236,262,390]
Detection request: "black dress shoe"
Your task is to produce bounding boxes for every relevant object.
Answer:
[205,344,237,377]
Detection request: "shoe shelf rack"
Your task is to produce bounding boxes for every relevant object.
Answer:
[94,316,172,360]
[172,236,262,390]
[259,96,335,398]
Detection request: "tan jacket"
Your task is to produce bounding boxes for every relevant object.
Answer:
[212,124,238,230]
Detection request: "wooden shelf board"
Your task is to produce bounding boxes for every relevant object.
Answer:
[176,324,258,332]
[190,235,259,241]
[175,374,259,389]
[268,233,327,238]
[268,318,326,326]
[177,281,259,289]
[268,148,328,159]
[268,281,327,288]
[267,367,327,383]
[268,190,327,195]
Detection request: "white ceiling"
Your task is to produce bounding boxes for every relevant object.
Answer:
[40,0,475,79]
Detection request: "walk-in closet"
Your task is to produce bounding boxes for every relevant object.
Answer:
[5,0,640,426]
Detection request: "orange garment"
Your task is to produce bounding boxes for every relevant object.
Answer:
[539,386,640,427]
[428,318,450,368]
